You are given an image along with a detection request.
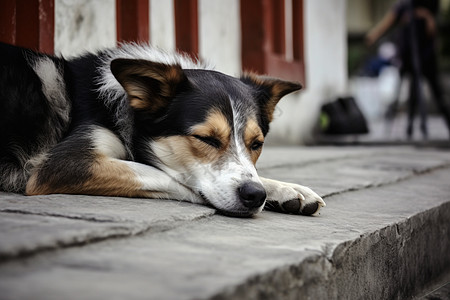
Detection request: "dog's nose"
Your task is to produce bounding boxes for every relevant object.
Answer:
[238,182,267,208]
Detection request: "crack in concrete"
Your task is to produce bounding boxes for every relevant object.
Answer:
[0,209,118,223]
[322,162,450,199]
[0,209,216,263]
[0,228,136,263]
[258,151,380,171]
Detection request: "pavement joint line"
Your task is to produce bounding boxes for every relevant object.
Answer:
[0,208,217,263]
[257,146,442,171]
[322,161,450,199]
[0,228,137,264]
[0,209,119,223]
[258,151,380,171]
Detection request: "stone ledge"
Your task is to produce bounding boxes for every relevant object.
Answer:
[0,146,449,299]
[209,168,450,299]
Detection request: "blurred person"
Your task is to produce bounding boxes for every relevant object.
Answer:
[364,42,398,77]
[366,0,450,139]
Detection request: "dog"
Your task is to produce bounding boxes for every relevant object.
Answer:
[0,42,325,217]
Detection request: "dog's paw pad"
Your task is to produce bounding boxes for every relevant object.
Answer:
[266,198,321,215]
[280,199,321,215]
[281,199,301,213]
[300,201,320,216]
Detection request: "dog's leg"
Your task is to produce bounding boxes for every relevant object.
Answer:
[259,177,326,216]
[26,155,204,203]
[25,127,204,204]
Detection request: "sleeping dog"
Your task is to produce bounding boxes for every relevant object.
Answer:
[0,42,325,217]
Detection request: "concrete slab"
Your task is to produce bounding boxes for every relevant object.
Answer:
[0,194,214,259]
[0,146,449,299]
[0,212,133,259]
[257,146,450,197]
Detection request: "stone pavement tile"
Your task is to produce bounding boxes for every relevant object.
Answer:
[0,193,215,223]
[0,212,134,259]
[0,193,215,259]
[0,165,449,300]
[256,146,371,169]
[258,146,450,197]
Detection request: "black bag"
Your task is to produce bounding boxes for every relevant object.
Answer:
[321,97,369,135]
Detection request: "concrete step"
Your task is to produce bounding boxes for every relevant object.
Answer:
[0,146,449,299]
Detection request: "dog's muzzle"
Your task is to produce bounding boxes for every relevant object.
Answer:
[238,181,267,209]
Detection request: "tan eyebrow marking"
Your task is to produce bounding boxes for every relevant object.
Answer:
[154,110,231,164]
[190,110,231,148]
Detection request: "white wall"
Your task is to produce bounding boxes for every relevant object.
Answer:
[150,0,175,51]
[198,0,241,76]
[266,0,348,144]
[54,0,116,57]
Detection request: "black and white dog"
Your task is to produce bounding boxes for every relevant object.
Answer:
[0,42,325,217]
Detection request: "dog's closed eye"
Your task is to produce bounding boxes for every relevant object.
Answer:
[250,140,264,151]
[193,135,222,149]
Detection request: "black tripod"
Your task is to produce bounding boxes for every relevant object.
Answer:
[386,0,450,140]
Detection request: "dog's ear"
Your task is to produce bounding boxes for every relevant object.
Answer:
[241,74,302,122]
[111,58,188,114]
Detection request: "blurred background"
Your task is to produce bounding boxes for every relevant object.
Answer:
[1,0,449,145]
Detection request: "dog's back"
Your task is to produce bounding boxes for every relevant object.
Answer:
[0,43,70,192]
[0,43,208,193]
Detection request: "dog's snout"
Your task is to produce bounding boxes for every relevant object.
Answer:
[238,182,266,208]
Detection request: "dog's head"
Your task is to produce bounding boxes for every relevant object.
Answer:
[111,59,301,216]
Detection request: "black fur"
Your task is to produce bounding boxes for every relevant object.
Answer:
[0,43,65,192]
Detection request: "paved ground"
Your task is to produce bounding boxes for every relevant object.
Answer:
[316,114,450,146]
[0,145,449,299]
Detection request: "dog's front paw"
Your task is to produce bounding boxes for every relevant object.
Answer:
[263,181,326,216]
